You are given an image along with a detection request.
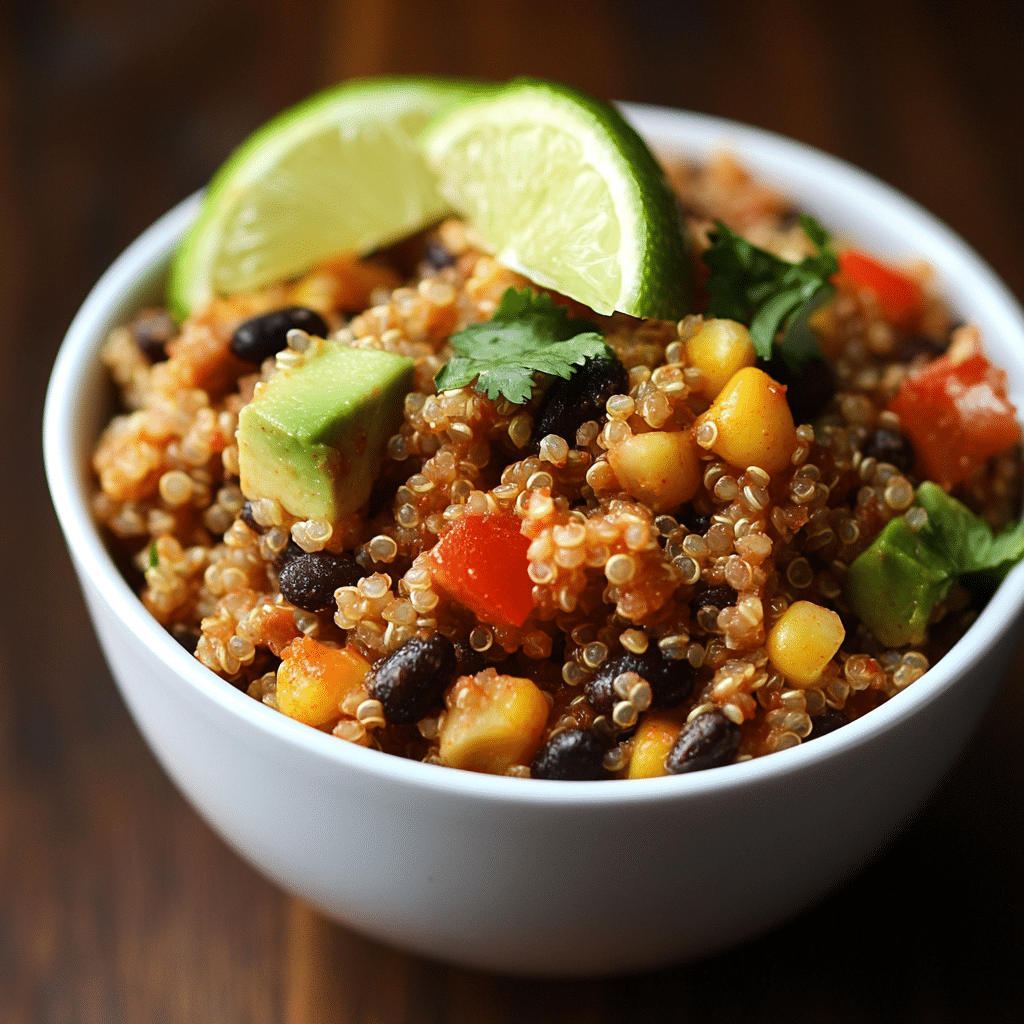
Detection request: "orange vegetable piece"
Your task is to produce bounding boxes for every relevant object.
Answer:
[438,668,550,774]
[837,249,924,331]
[276,636,370,727]
[888,337,1021,489]
[428,512,534,627]
[164,314,251,399]
[259,604,303,657]
[627,712,686,779]
[292,253,403,314]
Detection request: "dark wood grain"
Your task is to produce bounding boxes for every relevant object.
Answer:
[2,1,1023,1020]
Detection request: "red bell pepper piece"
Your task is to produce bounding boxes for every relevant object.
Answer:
[428,512,534,627]
[888,340,1021,489]
[837,249,924,331]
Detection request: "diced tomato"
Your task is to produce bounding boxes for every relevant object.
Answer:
[888,342,1021,489]
[837,249,924,331]
[428,513,534,628]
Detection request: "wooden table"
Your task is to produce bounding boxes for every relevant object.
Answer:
[3,1,1022,1019]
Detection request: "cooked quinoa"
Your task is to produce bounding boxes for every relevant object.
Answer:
[91,155,1023,779]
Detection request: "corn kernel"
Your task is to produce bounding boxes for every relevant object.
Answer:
[275,636,371,727]
[685,318,757,399]
[767,601,845,687]
[692,366,798,476]
[606,430,702,512]
[627,712,685,779]
[438,669,549,773]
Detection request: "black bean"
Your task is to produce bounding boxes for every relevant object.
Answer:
[452,640,488,679]
[230,306,329,364]
[693,584,737,612]
[277,551,365,612]
[806,709,847,740]
[759,353,836,424]
[424,237,456,269]
[530,729,607,781]
[239,500,262,534]
[895,333,946,362]
[585,647,696,714]
[863,427,914,475]
[679,505,711,536]
[585,652,646,713]
[643,651,697,709]
[665,709,741,774]
[272,539,306,569]
[530,354,629,450]
[130,308,176,362]
[368,633,458,724]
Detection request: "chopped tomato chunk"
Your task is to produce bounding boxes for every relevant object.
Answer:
[888,338,1021,488]
[837,249,924,330]
[428,512,534,627]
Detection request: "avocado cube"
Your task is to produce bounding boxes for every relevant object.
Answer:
[237,344,414,523]
[844,515,953,648]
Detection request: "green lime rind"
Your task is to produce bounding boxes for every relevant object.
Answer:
[167,76,489,321]
[420,77,691,320]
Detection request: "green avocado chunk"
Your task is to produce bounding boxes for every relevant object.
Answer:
[844,514,953,648]
[844,481,1024,648]
[237,344,414,523]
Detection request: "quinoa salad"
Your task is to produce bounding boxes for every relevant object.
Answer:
[91,152,1024,781]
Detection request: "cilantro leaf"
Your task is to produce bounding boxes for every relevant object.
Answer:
[916,482,1024,588]
[703,214,838,362]
[434,287,613,404]
[148,540,159,568]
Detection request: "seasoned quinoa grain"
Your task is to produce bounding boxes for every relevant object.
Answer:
[92,153,1022,777]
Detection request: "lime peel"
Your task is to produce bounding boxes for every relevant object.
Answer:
[167,76,486,321]
[421,78,691,319]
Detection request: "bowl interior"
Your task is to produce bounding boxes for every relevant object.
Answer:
[43,105,1024,807]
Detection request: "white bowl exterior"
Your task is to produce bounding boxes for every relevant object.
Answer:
[75,563,1016,974]
[44,106,1024,975]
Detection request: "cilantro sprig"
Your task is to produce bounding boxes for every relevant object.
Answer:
[703,214,838,363]
[434,287,613,404]
[845,482,1024,647]
[915,482,1024,588]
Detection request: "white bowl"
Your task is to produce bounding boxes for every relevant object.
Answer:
[43,105,1024,976]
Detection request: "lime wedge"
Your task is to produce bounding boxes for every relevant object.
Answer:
[167,77,486,320]
[420,78,691,319]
